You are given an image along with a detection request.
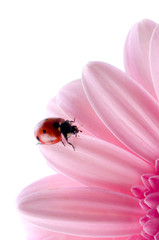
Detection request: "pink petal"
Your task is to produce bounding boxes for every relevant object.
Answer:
[124,19,157,98]
[82,61,159,163]
[46,97,69,119]
[141,174,154,189]
[143,217,159,236]
[146,209,158,218]
[55,79,130,150]
[145,192,159,208]
[139,199,150,212]
[24,221,126,240]
[149,175,159,190]
[150,25,159,101]
[18,176,129,240]
[18,186,142,237]
[17,174,84,203]
[127,236,143,240]
[39,134,153,195]
[155,232,159,240]
[155,159,159,174]
[139,216,149,226]
[141,231,153,239]
[144,190,153,198]
[131,186,146,199]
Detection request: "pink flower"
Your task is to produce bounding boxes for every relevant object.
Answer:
[17,19,159,239]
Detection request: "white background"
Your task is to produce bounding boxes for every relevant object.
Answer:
[1,0,159,239]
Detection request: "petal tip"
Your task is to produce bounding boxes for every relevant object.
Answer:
[83,61,98,72]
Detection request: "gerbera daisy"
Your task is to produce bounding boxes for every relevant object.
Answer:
[17,19,159,239]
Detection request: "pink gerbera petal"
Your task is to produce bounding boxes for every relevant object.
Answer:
[143,217,159,236]
[17,174,84,203]
[39,134,154,195]
[124,19,157,98]
[145,192,159,209]
[18,181,143,238]
[46,97,69,119]
[19,175,129,240]
[82,61,159,163]
[56,79,129,150]
[24,222,131,240]
[150,25,159,101]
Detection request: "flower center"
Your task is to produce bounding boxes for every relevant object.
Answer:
[131,160,159,239]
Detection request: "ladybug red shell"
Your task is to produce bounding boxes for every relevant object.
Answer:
[34,118,81,150]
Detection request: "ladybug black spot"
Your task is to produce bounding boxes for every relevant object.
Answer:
[36,136,40,141]
[43,129,46,134]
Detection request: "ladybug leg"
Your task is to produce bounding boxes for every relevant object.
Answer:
[66,139,75,151]
[61,140,66,147]
[64,135,75,151]
[69,117,75,123]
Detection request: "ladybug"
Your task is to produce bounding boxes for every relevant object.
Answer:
[34,118,81,150]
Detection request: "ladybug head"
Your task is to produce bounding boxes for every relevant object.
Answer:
[71,125,80,135]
